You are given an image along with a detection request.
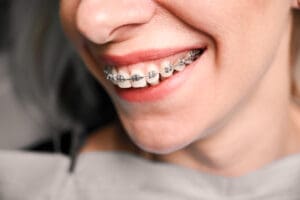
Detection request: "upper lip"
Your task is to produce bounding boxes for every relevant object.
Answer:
[100,45,205,66]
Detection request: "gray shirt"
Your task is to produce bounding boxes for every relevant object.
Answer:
[0,150,300,200]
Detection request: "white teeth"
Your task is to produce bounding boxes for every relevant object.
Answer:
[160,60,173,78]
[104,49,204,89]
[184,59,193,65]
[146,64,160,85]
[173,58,186,72]
[130,69,147,88]
[117,70,131,88]
[111,68,118,85]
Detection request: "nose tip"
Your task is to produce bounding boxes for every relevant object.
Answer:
[76,0,156,44]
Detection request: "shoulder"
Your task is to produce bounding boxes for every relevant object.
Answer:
[0,150,69,200]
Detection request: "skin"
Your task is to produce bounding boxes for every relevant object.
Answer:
[59,0,300,176]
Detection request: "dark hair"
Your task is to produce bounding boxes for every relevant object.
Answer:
[9,0,117,140]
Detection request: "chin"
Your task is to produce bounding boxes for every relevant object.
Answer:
[132,134,192,155]
[119,116,202,155]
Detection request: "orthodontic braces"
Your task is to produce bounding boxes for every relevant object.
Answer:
[104,49,204,83]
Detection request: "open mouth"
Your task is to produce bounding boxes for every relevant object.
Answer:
[103,47,206,89]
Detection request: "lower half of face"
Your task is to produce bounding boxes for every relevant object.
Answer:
[60,0,293,154]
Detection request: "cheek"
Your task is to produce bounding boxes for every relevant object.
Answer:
[156,0,289,52]
[155,0,255,39]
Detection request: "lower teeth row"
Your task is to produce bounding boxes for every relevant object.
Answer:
[104,49,203,88]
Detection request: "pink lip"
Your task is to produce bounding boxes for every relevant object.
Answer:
[100,46,205,66]
[115,48,206,102]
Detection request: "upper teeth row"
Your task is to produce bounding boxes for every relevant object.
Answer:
[103,49,203,88]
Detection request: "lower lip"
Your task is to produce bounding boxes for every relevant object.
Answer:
[114,50,206,102]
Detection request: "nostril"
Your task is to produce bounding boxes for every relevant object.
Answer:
[76,0,156,45]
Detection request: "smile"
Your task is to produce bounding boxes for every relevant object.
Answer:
[103,48,205,89]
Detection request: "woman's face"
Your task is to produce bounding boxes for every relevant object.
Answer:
[60,0,294,154]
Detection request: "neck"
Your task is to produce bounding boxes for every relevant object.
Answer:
[156,18,300,177]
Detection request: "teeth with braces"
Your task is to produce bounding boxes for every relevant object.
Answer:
[173,58,186,72]
[117,70,131,88]
[160,60,174,78]
[131,69,147,88]
[104,49,203,88]
[146,64,160,85]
